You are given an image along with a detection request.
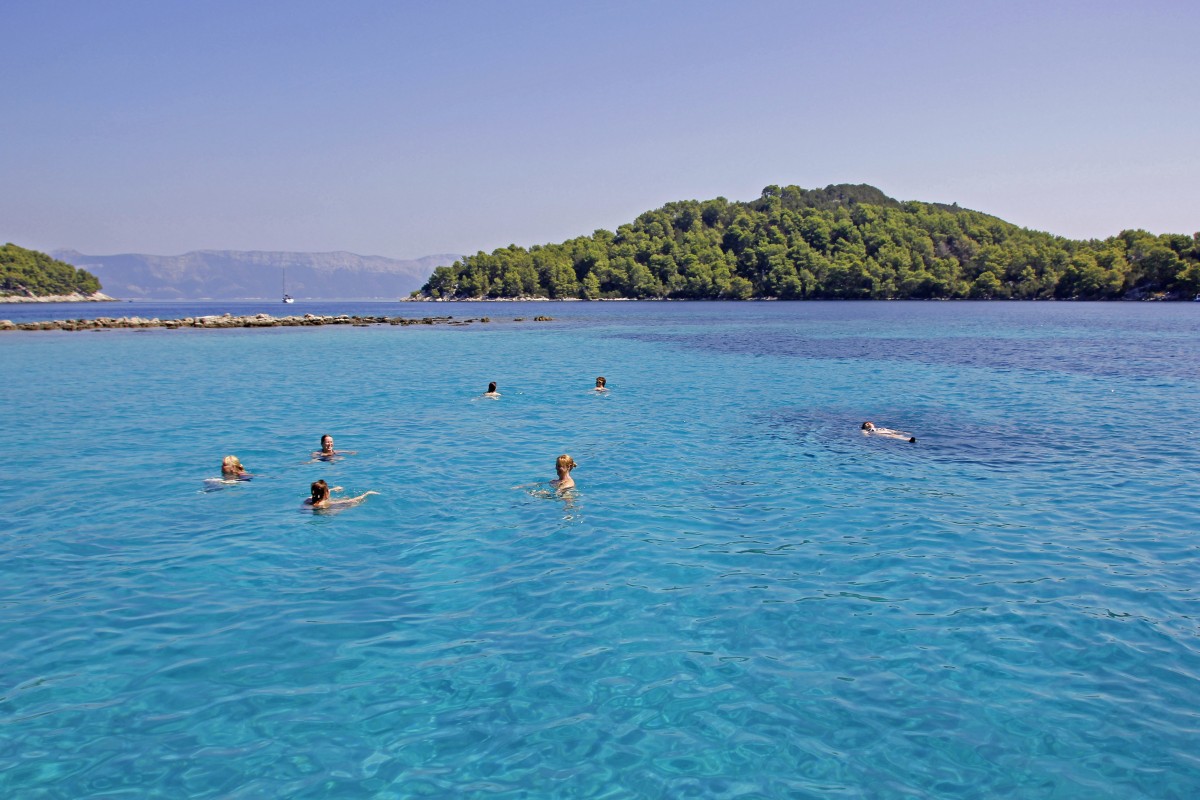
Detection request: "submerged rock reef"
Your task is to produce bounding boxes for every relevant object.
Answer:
[0,312,555,332]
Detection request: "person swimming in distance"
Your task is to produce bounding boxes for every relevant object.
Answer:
[311,434,356,461]
[550,454,577,492]
[484,381,501,397]
[861,421,917,443]
[221,455,251,479]
[593,376,608,392]
[304,479,378,510]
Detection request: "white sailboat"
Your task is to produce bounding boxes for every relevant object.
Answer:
[282,268,294,303]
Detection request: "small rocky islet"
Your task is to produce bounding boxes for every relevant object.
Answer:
[0,312,555,332]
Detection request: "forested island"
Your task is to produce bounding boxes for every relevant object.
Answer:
[416,185,1200,301]
[1,243,110,301]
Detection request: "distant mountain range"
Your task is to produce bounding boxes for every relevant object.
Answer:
[51,249,461,300]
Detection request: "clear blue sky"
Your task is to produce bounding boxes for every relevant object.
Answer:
[3,0,1197,258]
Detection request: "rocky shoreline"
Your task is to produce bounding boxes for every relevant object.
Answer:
[0,291,117,303]
[0,312,555,332]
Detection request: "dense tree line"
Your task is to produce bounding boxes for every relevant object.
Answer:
[418,184,1200,301]
[1,243,101,296]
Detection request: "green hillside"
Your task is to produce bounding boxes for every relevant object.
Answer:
[1,243,102,297]
[418,185,1200,300]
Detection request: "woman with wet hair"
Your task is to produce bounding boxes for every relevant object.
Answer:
[221,455,250,478]
[551,455,577,492]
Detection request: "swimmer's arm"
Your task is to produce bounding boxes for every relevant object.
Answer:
[343,490,379,506]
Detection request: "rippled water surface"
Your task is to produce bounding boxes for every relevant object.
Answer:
[3,302,1199,798]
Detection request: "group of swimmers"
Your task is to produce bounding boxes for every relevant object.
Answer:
[482,376,607,399]
[216,434,377,510]
[213,379,608,511]
[216,377,912,511]
[300,435,375,508]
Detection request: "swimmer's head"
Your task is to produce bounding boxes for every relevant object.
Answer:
[321,434,334,452]
[595,376,606,387]
[861,422,875,431]
[222,455,244,474]
[909,437,917,443]
[556,454,576,473]
[488,382,497,393]
[310,479,330,503]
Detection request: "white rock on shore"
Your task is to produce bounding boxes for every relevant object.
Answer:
[0,291,117,303]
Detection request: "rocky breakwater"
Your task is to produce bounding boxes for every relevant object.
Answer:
[0,312,554,332]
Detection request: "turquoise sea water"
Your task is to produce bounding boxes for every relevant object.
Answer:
[3,302,1198,799]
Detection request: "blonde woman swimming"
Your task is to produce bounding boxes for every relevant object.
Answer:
[551,454,577,492]
[221,455,251,478]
